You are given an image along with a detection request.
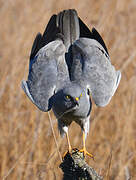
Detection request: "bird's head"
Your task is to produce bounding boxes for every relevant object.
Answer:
[52,83,89,118]
[62,83,83,107]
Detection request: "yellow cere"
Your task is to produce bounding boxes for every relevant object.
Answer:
[75,97,79,101]
[80,93,82,97]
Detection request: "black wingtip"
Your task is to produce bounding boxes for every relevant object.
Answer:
[30,15,61,60]
[79,17,93,38]
[92,27,109,55]
[79,17,109,55]
[30,33,42,60]
[41,14,60,47]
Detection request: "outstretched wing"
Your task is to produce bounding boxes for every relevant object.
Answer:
[72,38,121,107]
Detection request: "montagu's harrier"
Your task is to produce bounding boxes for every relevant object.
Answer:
[22,9,121,157]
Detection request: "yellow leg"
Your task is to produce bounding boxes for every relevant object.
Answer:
[79,131,94,158]
[63,131,72,158]
[66,131,72,153]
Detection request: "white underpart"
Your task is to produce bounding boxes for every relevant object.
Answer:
[60,126,68,137]
[83,116,90,140]
[63,126,68,133]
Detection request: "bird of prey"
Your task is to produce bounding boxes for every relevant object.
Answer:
[22,9,121,157]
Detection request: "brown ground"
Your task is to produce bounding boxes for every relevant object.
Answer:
[0,0,136,179]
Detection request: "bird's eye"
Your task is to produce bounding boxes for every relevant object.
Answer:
[65,95,71,100]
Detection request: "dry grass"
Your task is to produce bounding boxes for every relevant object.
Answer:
[0,0,136,179]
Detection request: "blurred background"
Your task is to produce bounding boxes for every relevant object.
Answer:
[0,0,136,179]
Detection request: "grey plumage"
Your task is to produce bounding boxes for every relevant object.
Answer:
[22,9,121,139]
[72,38,121,107]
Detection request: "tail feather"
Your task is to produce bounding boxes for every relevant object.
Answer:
[30,9,80,59]
[30,9,109,61]
[57,9,80,51]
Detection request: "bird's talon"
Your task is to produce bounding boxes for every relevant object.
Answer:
[79,148,94,159]
[62,147,72,159]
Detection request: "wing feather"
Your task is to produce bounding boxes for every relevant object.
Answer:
[22,11,72,112]
[72,38,121,107]
[22,40,68,111]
